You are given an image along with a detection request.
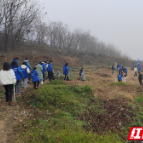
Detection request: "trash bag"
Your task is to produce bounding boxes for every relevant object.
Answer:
[56,71,60,78]
[80,72,86,81]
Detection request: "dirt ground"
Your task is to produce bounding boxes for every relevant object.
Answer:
[0,67,140,143]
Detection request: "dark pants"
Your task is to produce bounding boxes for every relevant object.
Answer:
[134,72,137,77]
[125,73,127,77]
[139,80,142,85]
[33,81,39,89]
[47,72,49,79]
[28,73,31,81]
[48,71,54,81]
[112,70,114,74]
[15,81,20,94]
[43,73,45,82]
[4,84,13,102]
[64,74,69,81]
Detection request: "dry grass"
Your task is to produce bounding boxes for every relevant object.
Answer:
[67,67,139,103]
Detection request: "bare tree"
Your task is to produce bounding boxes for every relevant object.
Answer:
[0,0,40,52]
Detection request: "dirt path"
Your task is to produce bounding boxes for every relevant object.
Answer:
[0,81,37,143]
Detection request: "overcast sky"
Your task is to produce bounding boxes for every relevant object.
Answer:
[40,0,143,60]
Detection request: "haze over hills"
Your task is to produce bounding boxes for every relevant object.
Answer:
[40,0,143,60]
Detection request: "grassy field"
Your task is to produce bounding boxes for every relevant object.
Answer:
[0,66,141,143]
[13,74,143,143]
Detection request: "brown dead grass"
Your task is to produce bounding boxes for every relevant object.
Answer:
[67,67,139,102]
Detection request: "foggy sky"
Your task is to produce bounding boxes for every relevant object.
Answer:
[40,0,143,60]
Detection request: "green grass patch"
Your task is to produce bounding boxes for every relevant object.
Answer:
[111,82,126,86]
[136,94,143,104]
[16,80,127,143]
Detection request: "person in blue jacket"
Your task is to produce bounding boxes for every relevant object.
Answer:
[48,61,54,81]
[42,61,47,83]
[132,63,134,69]
[63,63,70,81]
[31,67,40,90]
[117,63,120,71]
[124,67,128,77]
[138,64,141,72]
[11,61,24,95]
[117,72,122,82]
[24,58,31,82]
[21,62,30,89]
[79,68,84,76]
[10,57,19,67]
[118,64,122,73]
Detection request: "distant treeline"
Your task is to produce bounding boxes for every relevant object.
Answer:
[0,0,129,59]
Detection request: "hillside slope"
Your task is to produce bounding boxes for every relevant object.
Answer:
[0,46,133,70]
[0,66,142,143]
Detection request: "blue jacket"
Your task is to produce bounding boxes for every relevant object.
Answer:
[124,67,127,73]
[11,67,23,80]
[79,70,83,76]
[63,66,70,74]
[118,74,122,81]
[21,67,28,78]
[138,66,141,71]
[118,66,121,72]
[31,70,40,82]
[48,63,53,72]
[24,60,31,69]
[117,64,120,68]
[10,59,19,67]
[42,63,47,73]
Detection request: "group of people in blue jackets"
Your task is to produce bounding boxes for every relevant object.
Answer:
[9,58,79,94]
[113,63,128,82]
[0,57,84,106]
[134,63,143,85]
[9,58,56,93]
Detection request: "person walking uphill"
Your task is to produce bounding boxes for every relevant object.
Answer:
[63,63,70,81]
[138,71,143,85]
[10,57,19,67]
[42,61,47,83]
[24,58,31,82]
[35,62,43,84]
[48,61,54,81]
[132,63,134,69]
[21,62,30,89]
[0,62,16,105]
[11,61,24,95]
[138,64,141,72]
[31,67,40,90]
